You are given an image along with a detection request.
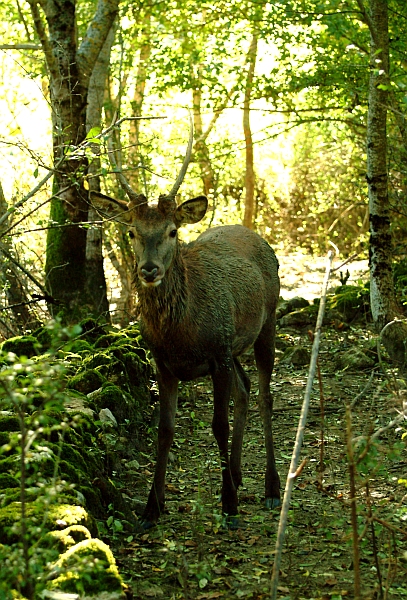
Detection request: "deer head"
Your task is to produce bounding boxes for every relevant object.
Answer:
[91,118,208,287]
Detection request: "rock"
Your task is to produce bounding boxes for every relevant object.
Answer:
[99,408,118,428]
[279,308,315,328]
[277,297,310,319]
[0,335,39,358]
[281,346,310,366]
[336,348,374,371]
[67,369,106,395]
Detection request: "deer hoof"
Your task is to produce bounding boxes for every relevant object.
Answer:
[265,497,281,509]
[223,515,241,530]
[138,519,156,531]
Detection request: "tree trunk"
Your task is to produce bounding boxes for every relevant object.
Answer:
[0,182,37,333]
[242,33,258,230]
[128,11,151,193]
[192,68,216,197]
[364,0,407,368]
[85,24,117,322]
[28,0,118,323]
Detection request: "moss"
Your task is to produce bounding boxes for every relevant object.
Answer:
[0,416,19,432]
[47,442,89,476]
[79,318,107,344]
[0,431,10,446]
[68,340,93,354]
[0,502,95,544]
[44,524,92,552]
[331,284,371,321]
[0,457,18,475]
[80,486,105,518]
[67,369,106,395]
[48,537,123,594]
[94,333,128,349]
[0,336,39,358]
[0,474,19,490]
[32,326,53,350]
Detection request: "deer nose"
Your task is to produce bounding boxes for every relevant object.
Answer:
[141,265,159,282]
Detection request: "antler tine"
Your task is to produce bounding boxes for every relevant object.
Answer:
[107,134,145,206]
[166,110,193,199]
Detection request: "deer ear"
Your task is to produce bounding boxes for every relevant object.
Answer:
[175,196,208,225]
[90,191,133,224]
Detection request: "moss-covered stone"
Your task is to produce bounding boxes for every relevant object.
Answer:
[45,524,92,552]
[330,284,371,322]
[0,416,19,433]
[281,346,311,367]
[32,326,53,350]
[78,318,107,344]
[0,502,95,545]
[336,348,374,371]
[94,333,129,349]
[0,336,39,358]
[68,340,93,354]
[67,369,106,395]
[47,537,123,595]
[0,431,9,446]
[0,474,19,490]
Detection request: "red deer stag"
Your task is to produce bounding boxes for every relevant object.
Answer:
[92,122,281,528]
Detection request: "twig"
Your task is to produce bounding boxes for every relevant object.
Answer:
[308,330,325,487]
[350,370,376,409]
[0,246,48,296]
[270,250,334,600]
[366,482,384,598]
[346,404,361,599]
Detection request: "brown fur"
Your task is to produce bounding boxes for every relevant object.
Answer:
[92,192,281,526]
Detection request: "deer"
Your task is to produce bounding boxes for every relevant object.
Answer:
[91,120,281,529]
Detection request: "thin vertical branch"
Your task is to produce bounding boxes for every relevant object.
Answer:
[366,482,383,598]
[346,404,361,599]
[270,250,334,600]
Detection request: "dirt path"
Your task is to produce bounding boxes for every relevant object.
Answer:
[116,319,407,599]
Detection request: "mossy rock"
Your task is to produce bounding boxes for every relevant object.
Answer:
[88,384,134,423]
[336,348,375,371]
[68,339,93,354]
[0,416,19,433]
[44,524,92,552]
[94,333,129,349]
[32,326,53,350]
[0,336,40,358]
[277,296,310,319]
[280,346,310,367]
[78,318,108,344]
[330,284,371,322]
[0,502,96,544]
[0,431,9,446]
[47,537,123,595]
[67,369,106,395]
[278,307,316,328]
[0,474,19,490]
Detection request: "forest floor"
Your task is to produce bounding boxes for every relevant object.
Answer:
[111,257,407,600]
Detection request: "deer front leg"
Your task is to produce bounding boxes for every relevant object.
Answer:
[142,362,178,528]
[210,358,238,520]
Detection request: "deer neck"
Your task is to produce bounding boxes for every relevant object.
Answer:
[136,246,187,331]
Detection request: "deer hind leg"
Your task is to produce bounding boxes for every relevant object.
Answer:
[142,362,178,528]
[230,358,250,490]
[210,357,239,519]
[254,317,281,508]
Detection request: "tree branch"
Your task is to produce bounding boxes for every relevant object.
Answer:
[26,0,59,82]
[76,0,119,90]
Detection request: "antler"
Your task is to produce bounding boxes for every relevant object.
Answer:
[166,110,194,199]
[107,132,146,208]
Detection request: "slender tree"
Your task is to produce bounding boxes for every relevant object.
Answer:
[27,0,119,322]
[358,0,407,368]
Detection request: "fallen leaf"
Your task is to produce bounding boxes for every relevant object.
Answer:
[277,586,290,593]
[247,536,260,546]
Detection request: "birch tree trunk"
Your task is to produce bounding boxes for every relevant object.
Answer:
[128,11,151,193]
[28,0,118,323]
[85,24,117,322]
[242,32,258,230]
[362,0,407,368]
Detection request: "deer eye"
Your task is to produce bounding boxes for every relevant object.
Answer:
[169,229,177,238]
[128,230,135,239]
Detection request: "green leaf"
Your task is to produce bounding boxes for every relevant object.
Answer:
[86,126,102,139]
